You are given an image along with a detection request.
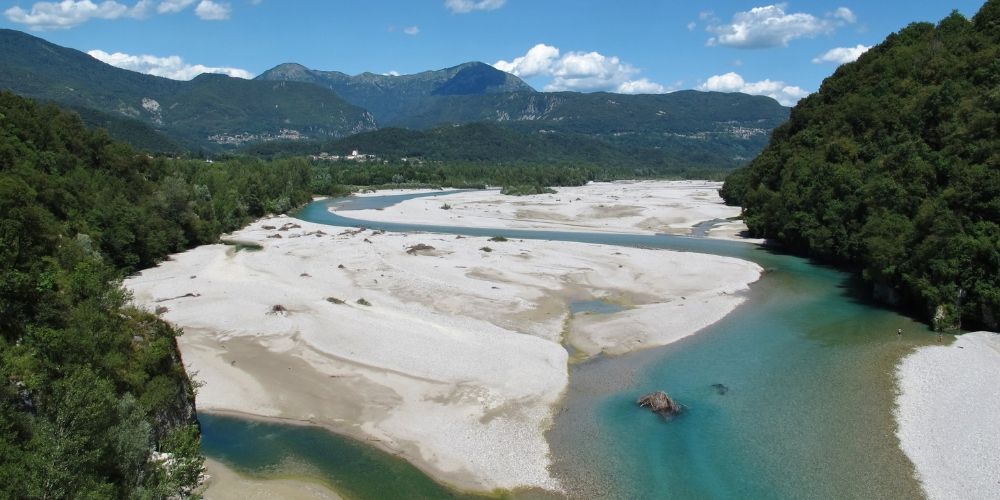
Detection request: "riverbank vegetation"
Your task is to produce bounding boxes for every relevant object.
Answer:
[0,91,315,497]
[721,3,999,331]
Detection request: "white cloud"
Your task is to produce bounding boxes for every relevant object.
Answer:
[494,43,560,77]
[403,25,419,35]
[128,0,155,17]
[4,0,235,28]
[686,21,696,31]
[383,70,401,76]
[812,44,870,64]
[444,0,504,14]
[157,0,194,13]
[617,78,668,95]
[4,0,148,29]
[698,71,809,106]
[832,7,855,24]
[194,0,229,20]
[707,4,856,49]
[88,49,253,80]
[494,43,669,94]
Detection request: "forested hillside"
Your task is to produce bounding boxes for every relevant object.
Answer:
[0,29,376,150]
[722,2,999,330]
[257,61,535,123]
[0,92,315,497]
[244,121,738,176]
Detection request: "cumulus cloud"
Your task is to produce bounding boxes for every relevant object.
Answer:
[707,4,856,49]
[194,0,229,20]
[444,0,504,14]
[494,43,560,77]
[88,49,253,80]
[403,25,419,35]
[812,44,869,64]
[832,6,855,24]
[4,0,146,29]
[617,78,669,95]
[494,43,669,94]
[157,0,194,13]
[5,0,235,28]
[698,71,809,106]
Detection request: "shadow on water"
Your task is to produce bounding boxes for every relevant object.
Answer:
[199,413,487,499]
[198,192,935,499]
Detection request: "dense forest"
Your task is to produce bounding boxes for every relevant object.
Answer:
[0,91,316,497]
[246,122,736,181]
[722,2,999,331]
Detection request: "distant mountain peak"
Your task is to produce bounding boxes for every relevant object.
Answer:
[256,60,535,122]
[431,62,526,96]
[0,29,376,149]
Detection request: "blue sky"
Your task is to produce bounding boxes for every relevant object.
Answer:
[0,0,987,105]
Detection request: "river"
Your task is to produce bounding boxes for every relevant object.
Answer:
[200,190,938,499]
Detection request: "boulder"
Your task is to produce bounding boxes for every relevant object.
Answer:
[637,391,682,416]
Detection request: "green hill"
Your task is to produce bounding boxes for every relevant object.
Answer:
[0,90,320,496]
[721,2,1000,331]
[66,104,183,153]
[0,28,789,168]
[257,62,789,168]
[0,29,376,150]
[243,121,752,175]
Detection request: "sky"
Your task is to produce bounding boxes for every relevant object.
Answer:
[0,0,987,105]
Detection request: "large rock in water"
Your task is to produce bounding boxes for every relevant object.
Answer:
[637,391,682,416]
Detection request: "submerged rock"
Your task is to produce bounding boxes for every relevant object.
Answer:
[637,391,682,416]
[711,383,729,395]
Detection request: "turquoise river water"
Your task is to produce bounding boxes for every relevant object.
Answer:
[199,191,940,499]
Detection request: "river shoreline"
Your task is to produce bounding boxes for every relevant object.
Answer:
[345,181,762,242]
[124,181,762,494]
[895,331,1000,500]
[202,458,342,500]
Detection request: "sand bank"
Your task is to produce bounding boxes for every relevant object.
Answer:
[894,331,1000,500]
[126,214,760,492]
[344,181,759,241]
[202,459,342,500]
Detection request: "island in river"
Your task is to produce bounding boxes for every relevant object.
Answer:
[125,181,762,494]
[124,180,999,498]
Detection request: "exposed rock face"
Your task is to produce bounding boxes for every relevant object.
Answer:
[637,391,682,416]
[153,332,199,442]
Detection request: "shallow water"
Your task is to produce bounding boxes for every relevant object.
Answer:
[570,299,626,315]
[198,192,938,498]
[199,413,483,499]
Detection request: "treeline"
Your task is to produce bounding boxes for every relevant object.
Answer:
[244,122,745,176]
[311,161,593,194]
[0,91,314,497]
[722,3,999,330]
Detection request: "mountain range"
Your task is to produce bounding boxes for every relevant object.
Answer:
[0,28,790,167]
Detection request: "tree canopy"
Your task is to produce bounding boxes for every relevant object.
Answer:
[722,2,1000,331]
[0,91,316,497]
